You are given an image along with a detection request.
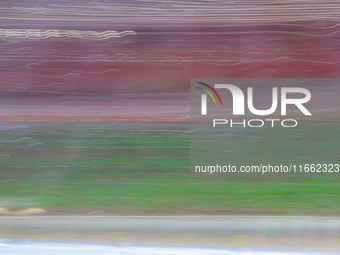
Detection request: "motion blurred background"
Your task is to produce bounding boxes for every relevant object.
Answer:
[0,0,340,253]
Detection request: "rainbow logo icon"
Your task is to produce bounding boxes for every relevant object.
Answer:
[196,82,223,106]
